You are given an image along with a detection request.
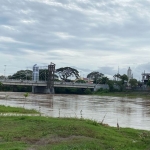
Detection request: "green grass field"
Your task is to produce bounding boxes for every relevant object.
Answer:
[0,116,150,150]
[0,105,39,114]
[0,105,150,150]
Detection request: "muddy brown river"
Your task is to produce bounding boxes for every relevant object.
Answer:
[0,92,150,130]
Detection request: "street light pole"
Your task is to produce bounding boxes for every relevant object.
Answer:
[26,67,28,81]
[45,69,46,81]
[4,65,6,79]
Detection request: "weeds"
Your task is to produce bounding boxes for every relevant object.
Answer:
[23,92,29,108]
[101,113,107,124]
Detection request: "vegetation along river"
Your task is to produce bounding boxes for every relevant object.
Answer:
[0,92,150,130]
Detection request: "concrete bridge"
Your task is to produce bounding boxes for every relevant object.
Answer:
[0,79,109,94]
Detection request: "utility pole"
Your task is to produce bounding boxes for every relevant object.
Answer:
[4,65,6,79]
[45,69,46,81]
[26,67,28,81]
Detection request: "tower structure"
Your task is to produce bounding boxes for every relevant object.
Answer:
[32,64,39,93]
[32,64,39,81]
[47,62,55,94]
[127,67,133,81]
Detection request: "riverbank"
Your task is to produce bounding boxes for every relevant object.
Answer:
[94,91,150,98]
[1,116,150,150]
[0,105,39,114]
[1,106,150,150]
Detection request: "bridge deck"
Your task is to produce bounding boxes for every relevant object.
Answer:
[0,80,96,89]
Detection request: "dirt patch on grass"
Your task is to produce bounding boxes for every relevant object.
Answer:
[26,135,92,150]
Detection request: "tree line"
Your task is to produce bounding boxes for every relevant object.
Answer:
[0,66,140,93]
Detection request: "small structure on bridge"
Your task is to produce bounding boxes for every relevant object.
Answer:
[46,62,55,94]
[32,64,39,81]
[32,63,56,94]
[32,64,39,93]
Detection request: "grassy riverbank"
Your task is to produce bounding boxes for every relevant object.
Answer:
[1,106,150,150]
[0,117,150,149]
[0,105,39,114]
[94,91,150,98]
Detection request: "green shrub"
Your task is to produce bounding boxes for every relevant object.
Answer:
[84,89,92,94]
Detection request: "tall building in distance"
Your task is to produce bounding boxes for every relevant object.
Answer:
[127,67,133,81]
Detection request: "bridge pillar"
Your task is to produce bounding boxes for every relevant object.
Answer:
[32,86,53,94]
[45,87,55,94]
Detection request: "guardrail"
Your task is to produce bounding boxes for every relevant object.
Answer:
[0,79,96,89]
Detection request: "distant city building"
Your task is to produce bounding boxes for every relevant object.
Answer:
[32,64,39,81]
[127,67,133,81]
[142,71,150,84]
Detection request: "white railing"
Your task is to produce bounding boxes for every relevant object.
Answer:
[0,79,96,88]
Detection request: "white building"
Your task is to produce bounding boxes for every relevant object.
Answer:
[127,67,133,81]
[32,64,39,81]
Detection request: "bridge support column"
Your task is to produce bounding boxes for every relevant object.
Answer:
[32,86,54,94]
[45,87,55,94]
[32,86,35,93]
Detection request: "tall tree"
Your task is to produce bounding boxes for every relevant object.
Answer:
[113,73,121,81]
[8,70,32,80]
[87,71,104,84]
[129,79,137,87]
[56,67,79,81]
[120,74,128,84]
[113,74,128,84]
[113,74,128,91]
[98,76,109,84]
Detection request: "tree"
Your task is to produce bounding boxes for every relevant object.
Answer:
[138,81,142,87]
[147,80,150,87]
[129,79,137,87]
[0,82,3,91]
[107,80,115,92]
[113,74,128,91]
[8,70,32,80]
[0,75,5,80]
[87,72,104,84]
[97,77,109,84]
[56,67,79,81]
[113,73,121,81]
[120,74,128,84]
[84,89,92,94]
[113,74,128,84]
[75,79,86,83]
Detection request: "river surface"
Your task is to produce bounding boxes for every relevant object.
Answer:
[0,92,150,130]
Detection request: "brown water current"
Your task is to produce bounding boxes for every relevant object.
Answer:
[0,92,150,130]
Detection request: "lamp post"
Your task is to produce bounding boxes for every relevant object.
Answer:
[4,65,6,79]
[26,67,28,81]
[45,69,46,81]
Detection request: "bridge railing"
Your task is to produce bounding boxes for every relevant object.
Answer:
[54,81,95,87]
[0,79,96,88]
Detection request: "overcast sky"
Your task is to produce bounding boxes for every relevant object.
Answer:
[1,0,150,80]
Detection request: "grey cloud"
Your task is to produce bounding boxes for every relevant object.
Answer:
[1,0,150,78]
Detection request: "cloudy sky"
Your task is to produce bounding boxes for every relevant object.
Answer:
[1,0,150,80]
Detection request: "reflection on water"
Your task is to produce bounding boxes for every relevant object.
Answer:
[0,92,150,130]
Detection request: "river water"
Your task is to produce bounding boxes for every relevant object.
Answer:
[0,92,150,130]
